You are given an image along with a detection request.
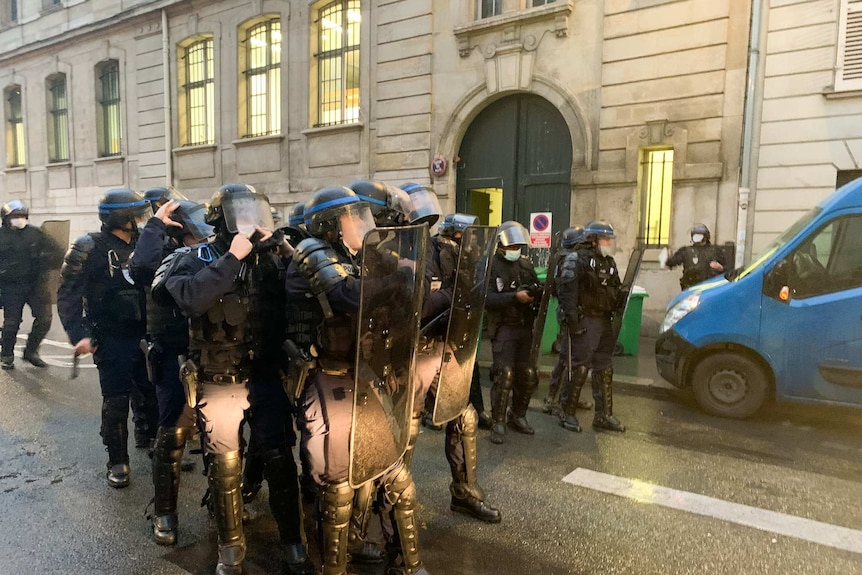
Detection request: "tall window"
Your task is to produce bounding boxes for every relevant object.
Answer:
[5,86,25,167]
[316,0,360,127]
[180,37,215,146]
[242,17,281,137]
[10,0,17,22]
[638,149,674,246]
[836,0,862,91]
[47,74,70,162]
[96,60,122,157]
[479,0,502,18]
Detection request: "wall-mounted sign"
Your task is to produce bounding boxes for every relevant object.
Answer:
[529,212,552,248]
[430,156,448,178]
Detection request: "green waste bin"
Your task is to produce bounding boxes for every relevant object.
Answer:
[617,286,649,355]
[535,268,560,354]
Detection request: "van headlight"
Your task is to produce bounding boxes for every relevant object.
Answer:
[660,293,701,333]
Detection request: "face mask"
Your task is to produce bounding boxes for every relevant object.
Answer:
[599,245,614,258]
[503,248,521,262]
[236,223,256,238]
[8,218,27,229]
[136,220,148,232]
[692,234,704,243]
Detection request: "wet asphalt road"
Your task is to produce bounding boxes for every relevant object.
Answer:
[1,316,861,575]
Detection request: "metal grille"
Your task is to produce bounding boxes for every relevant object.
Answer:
[98,60,122,157]
[6,86,25,167]
[244,19,281,138]
[315,0,360,127]
[48,75,69,162]
[480,0,501,18]
[639,149,674,247]
[184,38,215,146]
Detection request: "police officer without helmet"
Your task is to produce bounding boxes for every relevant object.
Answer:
[555,220,626,433]
[661,223,727,290]
[57,188,160,488]
[0,199,63,369]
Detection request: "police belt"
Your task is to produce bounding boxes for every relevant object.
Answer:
[199,371,250,386]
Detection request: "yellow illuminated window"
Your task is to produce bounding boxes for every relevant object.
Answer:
[243,18,281,137]
[96,60,122,157]
[181,38,215,146]
[638,149,673,246]
[316,0,360,127]
[5,85,25,167]
[47,74,70,162]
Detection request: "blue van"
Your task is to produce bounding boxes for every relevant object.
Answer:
[655,181,862,418]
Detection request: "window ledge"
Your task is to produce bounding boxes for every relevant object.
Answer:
[173,143,217,155]
[232,134,284,147]
[94,155,125,163]
[454,2,573,56]
[822,86,862,99]
[302,122,364,137]
[46,161,72,168]
[4,166,26,172]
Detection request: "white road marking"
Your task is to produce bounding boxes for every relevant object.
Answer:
[563,467,862,555]
[12,336,95,369]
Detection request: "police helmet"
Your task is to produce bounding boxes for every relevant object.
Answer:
[1,199,28,222]
[143,186,189,211]
[271,206,282,225]
[439,213,479,238]
[206,183,274,237]
[400,182,443,226]
[304,186,376,252]
[690,223,710,243]
[583,220,615,242]
[98,188,153,231]
[289,202,305,227]
[561,225,585,248]
[496,221,530,247]
[169,200,214,242]
[350,180,412,226]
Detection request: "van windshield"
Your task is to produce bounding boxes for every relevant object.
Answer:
[731,207,823,281]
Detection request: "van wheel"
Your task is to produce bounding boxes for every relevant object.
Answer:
[691,352,768,419]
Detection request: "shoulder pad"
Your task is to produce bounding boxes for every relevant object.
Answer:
[294,237,348,294]
[151,246,193,306]
[559,252,579,279]
[61,234,98,276]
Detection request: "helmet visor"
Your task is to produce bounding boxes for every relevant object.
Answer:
[339,203,377,253]
[222,192,275,236]
[174,203,215,242]
[497,223,529,247]
[406,187,442,226]
[385,186,413,219]
[133,204,154,227]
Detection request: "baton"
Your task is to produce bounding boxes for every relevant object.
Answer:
[70,351,80,380]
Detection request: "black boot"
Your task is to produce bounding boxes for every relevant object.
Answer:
[209,451,246,575]
[543,357,566,415]
[101,394,130,488]
[22,345,47,368]
[477,410,493,430]
[152,426,191,545]
[489,366,514,445]
[260,449,314,575]
[508,366,538,435]
[447,407,501,523]
[559,366,588,433]
[592,368,625,432]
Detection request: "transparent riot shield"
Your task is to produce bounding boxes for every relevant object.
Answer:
[349,224,427,488]
[431,225,497,425]
[41,220,70,305]
[611,247,645,343]
[528,232,561,367]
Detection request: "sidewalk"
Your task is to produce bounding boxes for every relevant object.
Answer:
[476,334,677,392]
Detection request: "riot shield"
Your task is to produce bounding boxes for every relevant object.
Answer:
[41,220,70,305]
[432,225,496,425]
[349,224,427,488]
[528,232,562,367]
[611,248,645,343]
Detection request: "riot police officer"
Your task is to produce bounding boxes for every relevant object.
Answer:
[161,184,312,575]
[663,223,727,290]
[285,186,431,575]
[0,200,63,369]
[485,221,540,444]
[129,197,213,546]
[57,189,159,487]
[543,225,592,416]
[557,220,626,433]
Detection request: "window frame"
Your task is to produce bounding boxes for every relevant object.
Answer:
[95,59,122,157]
[787,215,862,299]
[313,0,361,128]
[46,73,70,163]
[637,147,674,248]
[179,36,216,147]
[240,16,281,138]
[478,0,503,18]
[836,0,862,91]
[5,85,25,168]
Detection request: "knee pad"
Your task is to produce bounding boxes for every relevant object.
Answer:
[459,405,478,437]
[519,367,539,391]
[494,366,515,391]
[383,462,416,508]
[320,480,353,527]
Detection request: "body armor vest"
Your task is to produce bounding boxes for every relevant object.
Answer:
[577,249,621,316]
[145,286,188,349]
[488,254,538,328]
[678,244,722,289]
[89,232,145,337]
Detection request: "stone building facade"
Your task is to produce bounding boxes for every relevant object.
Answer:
[0,0,752,329]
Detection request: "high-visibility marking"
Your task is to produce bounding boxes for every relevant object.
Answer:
[563,468,862,555]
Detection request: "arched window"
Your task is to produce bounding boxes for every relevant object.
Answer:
[5,85,25,167]
[179,36,215,146]
[240,17,281,137]
[314,0,360,127]
[46,73,70,162]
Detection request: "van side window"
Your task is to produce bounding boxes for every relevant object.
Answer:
[790,215,862,299]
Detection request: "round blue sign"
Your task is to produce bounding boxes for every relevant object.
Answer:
[533,214,550,232]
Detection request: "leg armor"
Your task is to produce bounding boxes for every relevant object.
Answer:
[489,366,514,444]
[152,426,191,545]
[559,366,589,433]
[508,367,537,435]
[402,413,422,469]
[260,448,314,575]
[208,451,246,575]
[592,367,625,432]
[101,394,131,488]
[348,481,385,563]
[383,462,429,575]
[447,406,501,523]
[543,355,566,415]
[318,480,353,575]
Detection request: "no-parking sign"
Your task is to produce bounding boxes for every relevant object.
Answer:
[529,212,552,248]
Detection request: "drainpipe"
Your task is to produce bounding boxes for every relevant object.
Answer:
[162,8,173,186]
[737,0,765,268]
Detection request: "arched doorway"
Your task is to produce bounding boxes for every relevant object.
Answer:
[455,94,573,236]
